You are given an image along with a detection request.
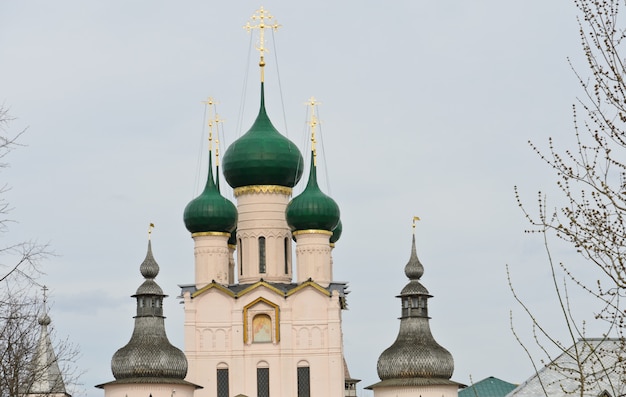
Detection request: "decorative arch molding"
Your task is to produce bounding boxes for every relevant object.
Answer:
[194,246,230,255]
[237,230,291,240]
[297,246,331,255]
[216,362,229,369]
[297,360,310,368]
[243,297,280,344]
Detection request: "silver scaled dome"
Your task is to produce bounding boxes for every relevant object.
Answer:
[110,240,188,380]
[376,234,454,381]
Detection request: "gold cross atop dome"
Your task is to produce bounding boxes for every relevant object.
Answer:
[244,7,281,82]
[307,97,320,166]
[202,97,224,165]
[412,216,421,231]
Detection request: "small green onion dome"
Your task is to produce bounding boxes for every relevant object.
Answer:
[222,83,304,189]
[330,219,342,244]
[286,155,340,232]
[183,154,237,234]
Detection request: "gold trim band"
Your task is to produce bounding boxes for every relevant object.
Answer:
[233,185,292,197]
[292,229,333,237]
[191,231,231,238]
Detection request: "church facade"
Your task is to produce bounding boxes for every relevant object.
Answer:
[92,7,461,397]
[178,10,347,397]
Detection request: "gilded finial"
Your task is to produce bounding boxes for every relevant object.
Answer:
[215,137,221,167]
[42,285,48,307]
[244,7,281,82]
[202,97,224,166]
[307,97,320,166]
[38,285,51,325]
[412,216,421,232]
[148,223,155,240]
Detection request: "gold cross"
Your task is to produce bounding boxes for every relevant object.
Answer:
[306,97,321,165]
[244,7,281,82]
[412,216,421,231]
[202,97,224,153]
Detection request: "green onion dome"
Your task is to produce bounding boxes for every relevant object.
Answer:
[183,154,237,234]
[222,83,304,189]
[286,155,340,232]
[330,219,342,244]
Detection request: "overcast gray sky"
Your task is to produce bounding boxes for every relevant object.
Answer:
[0,1,611,396]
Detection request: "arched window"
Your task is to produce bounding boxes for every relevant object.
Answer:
[252,314,272,343]
[216,363,229,397]
[257,362,270,397]
[259,237,266,273]
[297,362,310,397]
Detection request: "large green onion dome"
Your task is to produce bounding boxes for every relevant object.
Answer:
[286,155,340,232]
[222,83,304,189]
[183,154,237,234]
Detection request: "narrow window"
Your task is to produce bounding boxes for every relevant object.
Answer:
[297,366,310,397]
[284,237,289,274]
[259,237,266,273]
[239,238,243,276]
[217,368,229,397]
[257,367,270,397]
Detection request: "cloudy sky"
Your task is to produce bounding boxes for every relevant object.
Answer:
[0,1,611,396]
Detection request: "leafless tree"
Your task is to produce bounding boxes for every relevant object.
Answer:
[511,0,626,395]
[0,107,81,397]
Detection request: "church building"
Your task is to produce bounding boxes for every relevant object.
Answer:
[93,7,461,397]
[367,219,462,397]
[178,8,348,397]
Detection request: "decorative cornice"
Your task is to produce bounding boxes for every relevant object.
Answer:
[286,280,331,297]
[237,229,290,239]
[192,282,236,299]
[292,229,333,237]
[296,246,331,254]
[237,281,285,297]
[233,185,292,197]
[191,279,331,299]
[191,231,231,238]
[194,247,229,255]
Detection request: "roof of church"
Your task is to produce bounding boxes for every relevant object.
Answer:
[23,298,71,397]
[222,83,304,189]
[98,240,200,389]
[181,280,350,309]
[183,149,237,234]
[343,357,361,384]
[506,338,626,397]
[368,233,462,390]
[286,148,340,233]
[459,376,517,397]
